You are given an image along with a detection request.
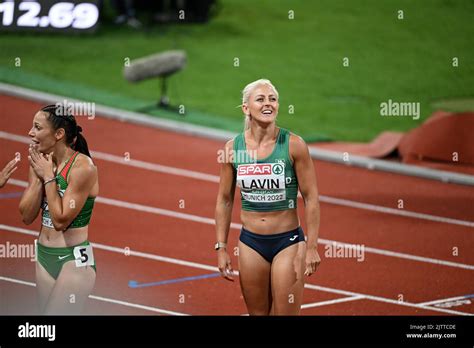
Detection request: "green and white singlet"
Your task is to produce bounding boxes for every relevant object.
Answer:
[232,128,298,212]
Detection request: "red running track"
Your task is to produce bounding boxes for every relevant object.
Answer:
[1,94,473,315]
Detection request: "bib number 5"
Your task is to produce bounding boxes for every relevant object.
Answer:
[73,245,95,267]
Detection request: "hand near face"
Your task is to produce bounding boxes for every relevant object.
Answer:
[28,145,54,181]
[0,157,19,188]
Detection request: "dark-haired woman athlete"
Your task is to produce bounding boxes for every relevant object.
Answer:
[19,104,99,314]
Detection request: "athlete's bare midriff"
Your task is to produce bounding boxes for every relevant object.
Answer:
[241,208,299,235]
[38,226,89,248]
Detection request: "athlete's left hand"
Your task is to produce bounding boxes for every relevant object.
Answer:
[28,145,54,181]
[305,246,321,276]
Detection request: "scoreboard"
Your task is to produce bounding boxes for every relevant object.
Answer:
[0,0,99,33]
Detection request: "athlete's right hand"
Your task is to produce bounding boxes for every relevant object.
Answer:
[0,157,19,188]
[217,250,234,281]
[28,145,42,180]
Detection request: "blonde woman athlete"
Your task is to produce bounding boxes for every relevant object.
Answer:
[215,79,321,315]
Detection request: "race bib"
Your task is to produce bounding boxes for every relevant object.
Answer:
[73,244,95,267]
[41,212,54,229]
[41,188,65,228]
[237,163,286,202]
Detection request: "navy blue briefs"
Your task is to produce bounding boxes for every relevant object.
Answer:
[239,226,305,263]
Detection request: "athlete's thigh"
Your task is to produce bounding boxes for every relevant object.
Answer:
[238,241,272,315]
[45,261,96,315]
[271,241,306,315]
[35,262,56,314]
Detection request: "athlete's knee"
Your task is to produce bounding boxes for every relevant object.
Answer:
[248,308,271,316]
[243,294,271,315]
[272,300,301,315]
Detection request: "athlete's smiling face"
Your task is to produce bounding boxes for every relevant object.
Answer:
[243,85,279,125]
[28,111,59,153]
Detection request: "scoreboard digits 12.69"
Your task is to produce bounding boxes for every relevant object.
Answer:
[0,0,99,33]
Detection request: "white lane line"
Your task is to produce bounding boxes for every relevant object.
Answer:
[2,130,473,228]
[418,294,474,307]
[98,196,217,227]
[95,241,219,273]
[87,295,188,316]
[321,240,474,271]
[6,179,236,230]
[3,182,474,271]
[0,130,220,183]
[8,178,27,188]
[0,275,188,316]
[0,275,34,287]
[96,196,245,229]
[304,284,473,316]
[1,225,472,316]
[93,152,220,183]
[319,195,474,228]
[301,295,365,310]
[0,224,219,273]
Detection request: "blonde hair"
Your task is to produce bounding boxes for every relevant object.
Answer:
[241,79,279,130]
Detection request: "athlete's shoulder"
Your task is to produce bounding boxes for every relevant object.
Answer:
[221,138,237,167]
[288,132,309,159]
[71,153,97,178]
[289,131,306,146]
[226,130,245,150]
[224,138,234,150]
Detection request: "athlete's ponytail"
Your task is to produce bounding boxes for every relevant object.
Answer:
[40,104,92,158]
[73,128,92,158]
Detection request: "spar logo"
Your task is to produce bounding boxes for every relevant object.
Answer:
[238,163,284,176]
[272,163,284,175]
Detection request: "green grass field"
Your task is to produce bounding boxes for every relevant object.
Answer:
[1,0,473,141]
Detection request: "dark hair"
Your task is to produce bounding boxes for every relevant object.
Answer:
[40,104,92,158]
